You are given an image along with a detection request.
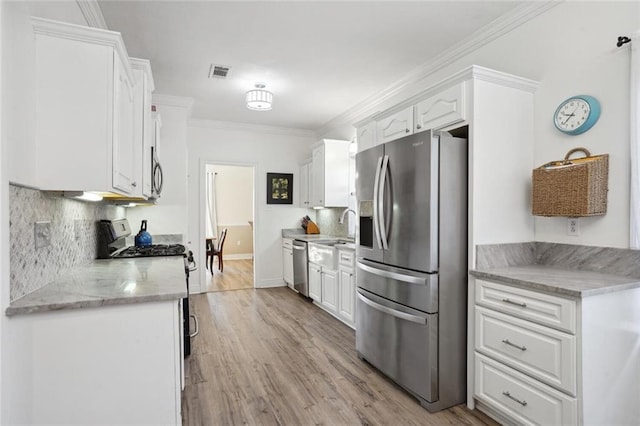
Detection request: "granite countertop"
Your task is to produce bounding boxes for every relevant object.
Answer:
[6,256,187,316]
[471,265,640,298]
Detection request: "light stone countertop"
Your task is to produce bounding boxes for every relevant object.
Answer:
[471,265,640,298]
[6,256,187,316]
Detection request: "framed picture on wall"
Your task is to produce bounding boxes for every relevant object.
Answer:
[266,172,293,205]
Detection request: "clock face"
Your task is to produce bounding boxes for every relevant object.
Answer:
[555,99,590,132]
[553,95,600,135]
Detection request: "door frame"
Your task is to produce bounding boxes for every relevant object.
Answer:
[198,158,256,293]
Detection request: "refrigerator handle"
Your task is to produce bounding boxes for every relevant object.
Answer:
[357,259,429,286]
[372,155,384,250]
[357,291,427,324]
[378,154,390,250]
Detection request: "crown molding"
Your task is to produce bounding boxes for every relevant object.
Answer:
[76,0,108,29]
[32,17,134,84]
[152,94,195,115]
[130,58,155,92]
[189,118,317,138]
[317,1,559,135]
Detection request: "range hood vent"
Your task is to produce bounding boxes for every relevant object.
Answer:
[209,64,231,79]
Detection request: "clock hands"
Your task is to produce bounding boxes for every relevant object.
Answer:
[562,105,580,125]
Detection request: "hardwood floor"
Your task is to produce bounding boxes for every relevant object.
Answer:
[182,287,497,426]
[205,259,254,292]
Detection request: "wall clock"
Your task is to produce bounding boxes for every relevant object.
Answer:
[553,95,601,135]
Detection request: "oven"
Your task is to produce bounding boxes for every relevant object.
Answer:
[98,219,196,357]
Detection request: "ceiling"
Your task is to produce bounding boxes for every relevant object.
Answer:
[98,1,524,132]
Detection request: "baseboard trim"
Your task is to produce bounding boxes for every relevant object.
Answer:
[256,279,286,289]
[224,254,253,260]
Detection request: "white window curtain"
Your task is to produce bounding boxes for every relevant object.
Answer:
[631,31,640,248]
[206,172,218,239]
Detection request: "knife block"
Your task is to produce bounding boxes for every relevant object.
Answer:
[306,221,320,234]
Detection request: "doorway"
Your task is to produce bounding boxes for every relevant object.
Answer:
[203,163,255,292]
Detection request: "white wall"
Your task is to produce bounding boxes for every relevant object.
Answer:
[324,2,639,249]
[188,121,315,292]
[126,100,191,238]
[206,164,253,226]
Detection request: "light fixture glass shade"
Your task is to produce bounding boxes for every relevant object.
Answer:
[246,84,273,111]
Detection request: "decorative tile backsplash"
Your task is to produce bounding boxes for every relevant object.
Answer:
[315,207,351,238]
[9,184,124,301]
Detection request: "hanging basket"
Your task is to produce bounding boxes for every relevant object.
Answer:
[532,147,609,217]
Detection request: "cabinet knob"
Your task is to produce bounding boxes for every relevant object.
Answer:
[416,124,422,130]
[405,128,410,133]
[131,182,137,187]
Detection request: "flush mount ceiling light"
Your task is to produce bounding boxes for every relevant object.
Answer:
[246,83,273,111]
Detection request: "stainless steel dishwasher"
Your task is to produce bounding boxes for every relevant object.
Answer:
[292,240,309,296]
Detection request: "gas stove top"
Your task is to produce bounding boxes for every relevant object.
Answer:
[111,243,186,258]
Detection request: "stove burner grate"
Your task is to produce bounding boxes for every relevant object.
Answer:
[112,243,186,258]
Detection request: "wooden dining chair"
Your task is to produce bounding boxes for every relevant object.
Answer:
[207,229,228,272]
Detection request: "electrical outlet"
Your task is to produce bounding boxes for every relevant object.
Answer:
[567,218,580,236]
[34,221,52,248]
[236,240,241,246]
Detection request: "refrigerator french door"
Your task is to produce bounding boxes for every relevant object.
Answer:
[355,129,468,413]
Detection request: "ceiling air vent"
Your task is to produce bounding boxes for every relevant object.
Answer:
[208,64,231,79]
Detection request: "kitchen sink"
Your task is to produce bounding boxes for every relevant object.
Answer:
[308,239,355,269]
[308,242,338,269]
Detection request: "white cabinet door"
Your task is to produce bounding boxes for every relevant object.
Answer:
[308,263,322,302]
[377,106,413,144]
[357,121,377,152]
[130,59,154,199]
[414,82,466,133]
[310,140,350,208]
[112,54,136,194]
[321,269,338,314]
[311,145,325,207]
[283,247,294,287]
[300,162,311,208]
[338,265,355,326]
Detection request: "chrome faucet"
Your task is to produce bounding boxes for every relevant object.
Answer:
[339,208,356,224]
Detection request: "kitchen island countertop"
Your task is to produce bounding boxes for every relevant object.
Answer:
[6,256,187,316]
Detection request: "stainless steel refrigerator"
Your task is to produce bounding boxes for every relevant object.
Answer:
[355,129,467,412]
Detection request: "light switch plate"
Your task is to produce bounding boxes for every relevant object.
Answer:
[35,221,52,248]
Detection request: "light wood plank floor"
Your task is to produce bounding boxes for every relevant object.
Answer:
[182,287,497,426]
[205,259,254,292]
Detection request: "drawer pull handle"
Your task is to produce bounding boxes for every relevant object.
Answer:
[502,339,527,351]
[502,391,528,407]
[502,298,527,308]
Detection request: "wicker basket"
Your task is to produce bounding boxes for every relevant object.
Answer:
[532,147,609,217]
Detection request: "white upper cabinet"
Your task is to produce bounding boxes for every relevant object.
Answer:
[130,58,155,199]
[376,106,414,144]
[32,18,137,196]
[299,161,311,208]
[414,82,466,133]
[310,139,350,208]
[356,121,377,153]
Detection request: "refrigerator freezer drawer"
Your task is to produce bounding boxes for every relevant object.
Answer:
[356,259,438,313]
[356,288,438,404]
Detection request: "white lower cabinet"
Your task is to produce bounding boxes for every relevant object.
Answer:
[320,268,338,313]
[7,300,183,425]
[473,277,640,425]
[308,262,322,302]
[308,248,356,329]
[282,238,294,288]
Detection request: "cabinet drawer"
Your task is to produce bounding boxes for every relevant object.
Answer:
[282,238,293,249]
[338,249,354,267]
[476,279,576,333]
[475,353,577,426]
[475,306,576,395]
[414,82,466,132]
